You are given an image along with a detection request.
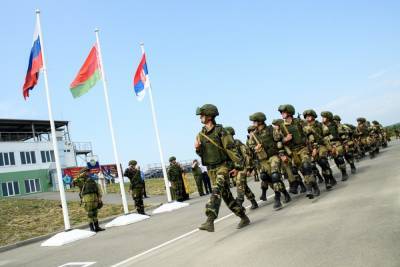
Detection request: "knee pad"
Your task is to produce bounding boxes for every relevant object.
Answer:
[336,156,345,165]
[271,172,281,183]
[301,161,313,176]
[260,172,270,182]
[291,166,299,175]
[318,157,330,170]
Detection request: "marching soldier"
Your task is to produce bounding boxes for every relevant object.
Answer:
[248,112,291,209]
[75,167,105,232]
[124,160,146,215]
[195,104,250,232]
[333,115,357,174]
[225,126,258,210]
[355,117,376,159]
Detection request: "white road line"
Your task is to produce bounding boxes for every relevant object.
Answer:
[110,197,268,267]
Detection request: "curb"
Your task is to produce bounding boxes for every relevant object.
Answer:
[0,202,163,253]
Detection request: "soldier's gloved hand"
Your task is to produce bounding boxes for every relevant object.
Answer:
[229,169,239,177]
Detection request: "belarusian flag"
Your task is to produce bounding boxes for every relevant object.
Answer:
[70,45,101,98]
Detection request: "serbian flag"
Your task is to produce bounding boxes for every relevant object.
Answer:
[133,53,150,101]
[70,45,101,98]
[22,20,43,100]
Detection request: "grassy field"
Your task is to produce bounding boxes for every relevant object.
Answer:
[67,174,199,196]
[0,198,137,247]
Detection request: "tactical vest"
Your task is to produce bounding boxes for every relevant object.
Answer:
[255,125,279,156]
[125,168,142,188]
[326,123,340,141]
[356,124,369,137]
[283,119,306,149]
[82,179,99,195]
[198,125,229,167]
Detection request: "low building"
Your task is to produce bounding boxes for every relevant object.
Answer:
[0,119,92,197]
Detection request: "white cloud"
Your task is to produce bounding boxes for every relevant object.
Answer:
[368,69,387,80]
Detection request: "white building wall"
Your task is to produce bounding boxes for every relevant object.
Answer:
[0,140,76,174]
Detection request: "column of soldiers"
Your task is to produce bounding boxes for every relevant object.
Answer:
[194,103,390,232]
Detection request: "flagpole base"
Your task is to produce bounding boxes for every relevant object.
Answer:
[152,201,189,215]
[105,213,150,228]
[41,229,95,247]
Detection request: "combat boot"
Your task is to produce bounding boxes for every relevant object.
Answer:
[250,199,259,210]
[94,220,105,232]
[89,222,95,232]
[324,176,332,190]
[341,169,348,181]
[312,182,320,197]
[283,190,292,203]
[299,180,307,193]
[273,193,283,210]
[199,217,215,232]
[305,184,314,199]
[259,188,267,201]
[237,215,250,229]
[350,163,356,174]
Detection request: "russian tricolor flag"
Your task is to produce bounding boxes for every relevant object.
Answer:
[133,53,150,101]
[22,20,43,100]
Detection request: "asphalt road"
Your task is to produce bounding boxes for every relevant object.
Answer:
[1,141,399,267]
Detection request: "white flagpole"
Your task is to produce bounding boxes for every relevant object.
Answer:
[36,9,71,230]
[140,43,172,202]
[95,28,129,214]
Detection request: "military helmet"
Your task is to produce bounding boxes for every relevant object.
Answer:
[357,117,366,123]
[333,115,341,122]
[247,125,256,133]
[272,119,284,126]
[129,160,137,166]
[372,120,379,125]
[224,126,235,136]
[302,109,317,119]
[320,111,333,120]
[169,156,176,162]
[196,104,219,117]
[249,112,266,122]
[278,104,295,115]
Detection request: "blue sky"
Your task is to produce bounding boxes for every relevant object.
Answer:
[2,1,400,168]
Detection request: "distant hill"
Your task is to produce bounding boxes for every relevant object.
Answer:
[385,123,400,136]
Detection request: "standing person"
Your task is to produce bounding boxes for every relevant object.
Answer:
[192,160,205,196]
[167,157,188,201]
[75,167,105,232]
[321,111,349,181]
[278,104,320,199]
[200,164,212,194]
[97,169,107,195]
[248,112,291,210]
[225,126,258,210]
[195,104,250,232]
[124,160,146,215]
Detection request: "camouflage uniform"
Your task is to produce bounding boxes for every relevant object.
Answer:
[355,118,376,159]
[196,104,250,232]
[124,160,146,215]
[248,113,291,209]
[321,111,349,181]
[75,168,104,232]
[303,110,337,190]
[225,127,258,210]
[246,126,260,182]
[333,115,357,174]
[278,104,320,199]
[167,157,188,202]
[192,160,205,196]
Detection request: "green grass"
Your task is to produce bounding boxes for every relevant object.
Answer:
[0,198,138,247]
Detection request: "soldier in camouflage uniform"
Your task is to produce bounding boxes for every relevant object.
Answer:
[124,160,146,215]
[277,104,320,199]
[246,126,260,182]
[320,111,349,181]
[167,157,188,202]
[195,104,250,232]
[371,120,387,148]
[303,110,337,190]
[192,159,205,196]
[248,112,291,209]
[355,117,376,159]
[225,126,258,210]
[75,167,105,232]
[333,115,357,174]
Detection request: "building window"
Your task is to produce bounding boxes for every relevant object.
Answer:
[24,178,41,193]
[0,152,16,167]
[1,181,19,197]
[20,151,36,165]
[40,150,55,163]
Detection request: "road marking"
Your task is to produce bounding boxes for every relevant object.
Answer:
[111,197,268,267]
[58,262,96,267]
